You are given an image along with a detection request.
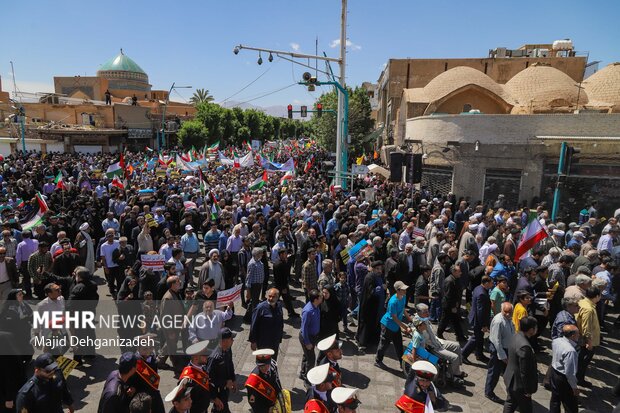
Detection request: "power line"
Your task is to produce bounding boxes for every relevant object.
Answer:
[228,83,297,107]
[219,60,277,104]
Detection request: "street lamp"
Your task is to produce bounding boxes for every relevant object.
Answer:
[160,83,192,150]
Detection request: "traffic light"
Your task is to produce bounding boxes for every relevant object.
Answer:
[300,106,307,117]
[287,104,293,119]
[559,145,580,175]
[316,103,322,118]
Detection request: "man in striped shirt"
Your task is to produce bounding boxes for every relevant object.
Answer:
[244,248,265,323]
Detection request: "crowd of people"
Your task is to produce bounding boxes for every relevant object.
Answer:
[0,145,618,413]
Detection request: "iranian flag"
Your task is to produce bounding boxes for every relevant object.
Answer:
[244,140,252,152]
[54,171,66,191]
[249,171,268,191]
[180,151,192,163]
[233,153,240,168]
[514,218,548,262]
[22,192,49,231]
[280,171,294,185]
[207,141,220,152]
[158,154,173,167]
[106,154,125,178]
[111,176,125,189]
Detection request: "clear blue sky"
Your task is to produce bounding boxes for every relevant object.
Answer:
[2,0,619,108]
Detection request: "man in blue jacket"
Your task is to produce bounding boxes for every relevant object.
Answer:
[462,275,493,363]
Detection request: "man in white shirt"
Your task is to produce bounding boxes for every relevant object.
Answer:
[188,300,233,343]
[34,282,66,348]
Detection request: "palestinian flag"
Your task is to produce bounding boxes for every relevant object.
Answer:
[111,176,125,189]
[106,154,125,178]
[207,141,220,152]
[199,169,208,195]
[22,192,49,231]
[514,217,548,262]
[54,171,66,191]
[280,171,295,185]
[249,171,268,191]
[209,192,221,220]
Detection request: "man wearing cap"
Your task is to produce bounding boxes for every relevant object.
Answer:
[375,280,412,368]
[181,225,200,282]
[98,352,138,413]
[305,364,336,413]
[396,360,447,412]
[129,334,165,413]
[245,349,282,413]
[165,379,193,413]
[178,340,212,413]
[317,334,343,387]
[16,353,75,413]
[206,328,237,412]
[331,387,361,413]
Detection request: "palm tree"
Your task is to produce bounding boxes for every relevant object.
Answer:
[190,89,214,106]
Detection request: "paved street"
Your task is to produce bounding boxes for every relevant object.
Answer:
[57,267,619,413]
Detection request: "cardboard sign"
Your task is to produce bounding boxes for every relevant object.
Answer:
[144,213,158,228]
[56,355,79,379]
[141,254,165,271]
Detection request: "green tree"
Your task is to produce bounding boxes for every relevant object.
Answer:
[236,126,251,141]
[190,89,214,106]
[309,86,373,159]
[221,108,241,145]
[244,109,264,140]
[177,120,209,148]
[195,103,225,143]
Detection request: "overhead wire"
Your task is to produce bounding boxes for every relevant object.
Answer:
[219,59,278,104]
[227,83,297,107]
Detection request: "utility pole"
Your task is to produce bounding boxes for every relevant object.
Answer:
[233,0,349,187]
[336,0,347,187]
[160,83,191,150]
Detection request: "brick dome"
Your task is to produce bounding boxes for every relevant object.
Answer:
[582,62,620,106]
[422,66,513,103]
[506,63,585,106]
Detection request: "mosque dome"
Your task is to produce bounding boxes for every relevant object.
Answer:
[97,50,150,95]
[423,66,512,103]
[506,63,585,107]
[582,62,620,106]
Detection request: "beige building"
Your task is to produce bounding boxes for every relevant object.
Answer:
[1,50,195,153]
[377,41,587,145]
[398,59,620,217]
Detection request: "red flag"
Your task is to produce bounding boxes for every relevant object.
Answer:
[111,176,125,189]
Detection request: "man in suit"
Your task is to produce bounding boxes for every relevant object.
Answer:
[503,316,539,413]
[462,275,493,363]
[0,246,19,310]
[436,264,467,342]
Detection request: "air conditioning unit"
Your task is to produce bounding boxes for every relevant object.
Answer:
[496,47,507,58]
